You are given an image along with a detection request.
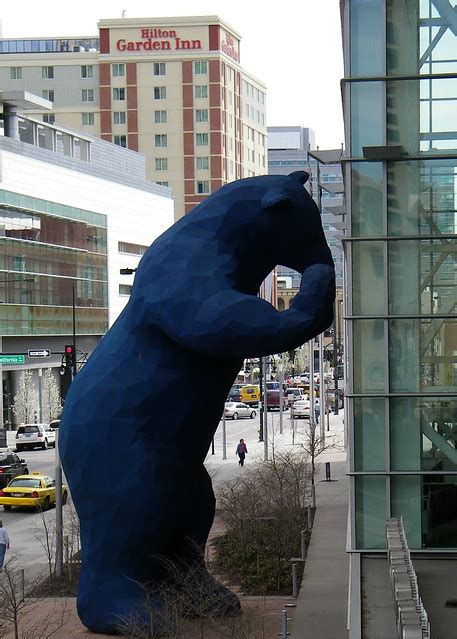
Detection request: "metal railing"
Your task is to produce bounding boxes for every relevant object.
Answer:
[386,517,431,639]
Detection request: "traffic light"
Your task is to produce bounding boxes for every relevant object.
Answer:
[64,345,75,370]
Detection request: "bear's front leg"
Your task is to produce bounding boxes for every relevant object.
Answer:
[157,263,335,358]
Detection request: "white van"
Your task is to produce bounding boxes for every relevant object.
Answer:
[16,424,56,451]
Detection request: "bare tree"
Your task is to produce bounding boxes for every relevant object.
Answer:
[0,557,68,639]
[33,510,56,581]
[41,370,62,425]
[12,371,38,426]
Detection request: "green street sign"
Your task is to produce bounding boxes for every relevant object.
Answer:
[0,354,25,365]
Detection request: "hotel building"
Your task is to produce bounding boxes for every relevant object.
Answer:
[0,16,268,218]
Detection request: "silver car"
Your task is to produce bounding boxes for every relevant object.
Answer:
[290,400,311,419]
[224,402,256,420]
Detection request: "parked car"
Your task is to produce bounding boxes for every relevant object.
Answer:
[0,451,29,488]
[290,399,311,419]
[0,472,68,511]
[16,424,56,451]
[224,402,256,420]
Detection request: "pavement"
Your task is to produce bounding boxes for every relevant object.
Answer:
[0,412,349,638]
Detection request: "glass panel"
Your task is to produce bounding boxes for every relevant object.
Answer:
[352,242,384,315]
[354,398,385,471]
[355,475,386,549]
[388,160,457,236]
[350,0,383,76]
[350,82,383,157]
[353,320,385,393]
[419,0,457,75]
[387,79,457,153]
[423,475,457,548]
[351,162,383,237]
[390,318,457,392]
[389,239,457,316]
[391,397,457,472]
[391,476,422,548]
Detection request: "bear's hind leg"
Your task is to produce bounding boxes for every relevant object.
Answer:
[176,464,241,618]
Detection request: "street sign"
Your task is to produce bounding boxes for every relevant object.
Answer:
[27,349,51,358]
[0,354,25,365]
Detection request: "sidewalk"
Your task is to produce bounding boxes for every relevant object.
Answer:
[291,435,349,637]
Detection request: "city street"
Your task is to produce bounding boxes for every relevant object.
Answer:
[0,411,345,580]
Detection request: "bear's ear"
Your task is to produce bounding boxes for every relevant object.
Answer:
[288,170,310,184]
[261,190,290,211]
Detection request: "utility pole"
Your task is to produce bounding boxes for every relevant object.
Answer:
[333,302,340,415]
[258,357,264,442]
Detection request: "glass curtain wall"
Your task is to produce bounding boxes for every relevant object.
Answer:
[0,192,108,336]
[346,0,457,550]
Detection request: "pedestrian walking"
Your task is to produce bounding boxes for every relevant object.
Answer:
[0,520,10,570]
[236,439,248,466]
[314,398,321,422]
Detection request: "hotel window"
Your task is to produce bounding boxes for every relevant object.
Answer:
[113,135,127,147]
[42,66,54,79]
[82,89,94,102]
[196,133,209,147]
[112,63,125,77]
[113,111,126,125]
[81,65,94,79]
[195,85,208,99]
[118,241,148,255]
[155,134,167,148]
[156,181,169,187]
[196,180,210,194]
[10,67,22,80]
[194,61,208,75]
[196,157,209,170]
[112,87,125,101]
[195,109,208,123]
[154,86,166,100]
[43,114,55,124]
[82,112,95,126]
[119,284,132,296]
[155,110,167,123]
[42,89,54,102]
[153,62,166,76]
[155,158,168,171]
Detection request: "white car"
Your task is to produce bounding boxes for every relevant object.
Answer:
[224,402,256,420]
[290,400,311,419]
[16,424,56,451]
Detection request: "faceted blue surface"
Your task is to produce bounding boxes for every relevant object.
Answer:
[59,171,335,633]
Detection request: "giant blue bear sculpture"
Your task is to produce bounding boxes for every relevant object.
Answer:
[59,171,335,634]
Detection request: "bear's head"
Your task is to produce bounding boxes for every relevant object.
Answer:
[207,170,333,277]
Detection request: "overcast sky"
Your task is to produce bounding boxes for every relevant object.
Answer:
[0,0,345,149]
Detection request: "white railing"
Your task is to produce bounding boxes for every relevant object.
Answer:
[386,517,431,639]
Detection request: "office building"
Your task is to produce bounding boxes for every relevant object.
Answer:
[0,16,268,218]
[268,126,344,291]
[0,91,173,426]
[341,1,457,635]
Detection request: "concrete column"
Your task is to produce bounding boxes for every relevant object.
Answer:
[3,104,20,140]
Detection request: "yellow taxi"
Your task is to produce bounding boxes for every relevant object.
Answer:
[240,384,261,406]
[0,472,68,511]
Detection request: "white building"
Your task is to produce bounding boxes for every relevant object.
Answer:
[0,91,174,425]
